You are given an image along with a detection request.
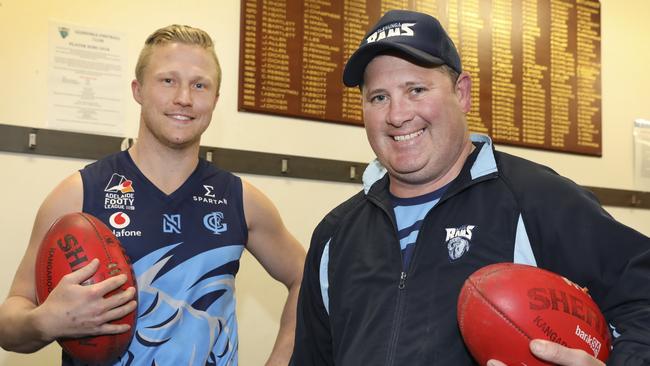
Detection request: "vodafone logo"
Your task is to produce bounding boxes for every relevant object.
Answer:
[109,211,131,229]
[108,211,142,238]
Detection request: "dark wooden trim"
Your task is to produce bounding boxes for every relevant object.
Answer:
[198,146,365,184]
[1,123,648,209]
[0,124,365,184]
[0,124,124,160]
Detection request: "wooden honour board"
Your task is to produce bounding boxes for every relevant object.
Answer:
[238,0,602,155]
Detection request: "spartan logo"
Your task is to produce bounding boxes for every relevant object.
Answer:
[203,212,228,235]
[366,22,415,44]
[445,225,476,261]
[203,185,216,198]
[192,185,228,206]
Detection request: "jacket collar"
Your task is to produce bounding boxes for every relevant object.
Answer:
[362,133,498,195]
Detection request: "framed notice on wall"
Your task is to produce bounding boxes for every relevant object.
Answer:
[238,0,602,156]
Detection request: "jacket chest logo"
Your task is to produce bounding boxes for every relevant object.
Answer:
[445,225,476,261]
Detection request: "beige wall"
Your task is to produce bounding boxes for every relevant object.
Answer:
[0,0,649,365]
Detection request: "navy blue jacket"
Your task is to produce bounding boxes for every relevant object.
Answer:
[292,135,650,365]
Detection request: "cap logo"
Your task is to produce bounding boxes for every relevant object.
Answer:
[366,22,415,44]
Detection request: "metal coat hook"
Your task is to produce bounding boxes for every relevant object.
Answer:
[120,137,136,151]
[28,131,37,149]
[281,158,289,174]
[349,166,357,180]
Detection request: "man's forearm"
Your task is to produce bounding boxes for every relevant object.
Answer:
[265,283,301,366]
[0,296,50,353]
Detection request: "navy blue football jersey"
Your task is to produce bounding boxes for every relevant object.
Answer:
[69,150,247,366]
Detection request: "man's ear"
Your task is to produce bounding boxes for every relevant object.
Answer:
[131,79,143,105]
[455,72,472,113]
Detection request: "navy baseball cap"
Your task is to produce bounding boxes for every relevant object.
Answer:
[343,10,462,87]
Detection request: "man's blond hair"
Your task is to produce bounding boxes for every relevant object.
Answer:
[135,24,222,92]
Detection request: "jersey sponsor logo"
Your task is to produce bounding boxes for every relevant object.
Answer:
[104,173,135,210]
[193,196,229,205]
[192,185,229,205]
[113,228,142,238]
[105,173,135,194]
[109,211,142,237]
[366,22,415,44]
[163,214,182,234]
[109,211,131,229]
[445,225,476,261]
[203,185,215,198]
[203,212,228,235]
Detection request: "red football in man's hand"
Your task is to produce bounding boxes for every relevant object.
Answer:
[457,263,611,365]
[35,212,137,364]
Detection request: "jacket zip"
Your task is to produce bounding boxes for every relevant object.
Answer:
[373,189,450,366]
[385,270,407,366]
[369,180,488,365]
[369,195,410,366]
[385,206,433,365]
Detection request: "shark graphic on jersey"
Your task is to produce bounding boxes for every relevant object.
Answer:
[116,243,244,366]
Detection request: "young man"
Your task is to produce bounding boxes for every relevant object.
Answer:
[0,24,305,366]
[292,10,650,366]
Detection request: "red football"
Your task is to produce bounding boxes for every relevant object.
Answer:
[35,212,137,364]
[457,263,611,365]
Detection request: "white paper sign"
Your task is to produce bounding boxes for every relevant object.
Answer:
[634,118,650,191]
[48,21,126,136]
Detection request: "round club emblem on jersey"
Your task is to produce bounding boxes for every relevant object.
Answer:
[109,211,131,229]
[203,211,228,235]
